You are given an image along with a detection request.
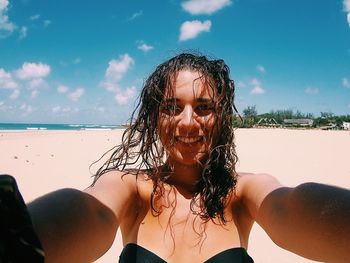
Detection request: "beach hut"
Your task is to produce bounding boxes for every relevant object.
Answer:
[343,122,350,130]
[256,118,279,128]
[283,118,314,128]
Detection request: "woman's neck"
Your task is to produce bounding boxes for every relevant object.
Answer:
[162,161,203,196]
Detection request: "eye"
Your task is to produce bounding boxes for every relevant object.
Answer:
[160,103,182,115]
[195,104,214,116]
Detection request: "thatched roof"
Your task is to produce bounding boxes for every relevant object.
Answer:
[283,118,314,126]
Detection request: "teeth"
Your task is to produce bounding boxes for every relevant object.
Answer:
[177,136,202,143]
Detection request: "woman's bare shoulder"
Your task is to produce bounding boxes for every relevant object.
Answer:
[86,170,137,191]
[84,170,140,219]
[85,170,153,209]
[236,172,282,193]
[235,172,284,218]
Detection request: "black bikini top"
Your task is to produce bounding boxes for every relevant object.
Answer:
[119,243,254,263]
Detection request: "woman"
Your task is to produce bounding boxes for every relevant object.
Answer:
[27,53,349,262]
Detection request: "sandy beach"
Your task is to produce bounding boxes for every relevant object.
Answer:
[0,128,349,263]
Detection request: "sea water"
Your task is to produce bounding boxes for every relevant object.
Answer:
[0,123,124,131]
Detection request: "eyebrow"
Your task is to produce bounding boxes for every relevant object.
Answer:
[196,98,214,104]
[164,97,214,103]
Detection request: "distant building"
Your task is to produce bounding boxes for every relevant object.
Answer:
[343,122,350,130]
[256,118,279,128]
[283,119,314,127]
[320,123,337,130]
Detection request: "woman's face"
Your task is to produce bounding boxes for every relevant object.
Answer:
[158,70,217,166]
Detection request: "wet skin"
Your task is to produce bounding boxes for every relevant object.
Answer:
[158,70,217,168]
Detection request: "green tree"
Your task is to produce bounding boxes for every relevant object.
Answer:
[232,114,243,128]
[242,105,258,128]
[243,105,258,117]
[320,112,334,118]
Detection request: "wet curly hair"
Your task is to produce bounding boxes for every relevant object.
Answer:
[93,52,239,223]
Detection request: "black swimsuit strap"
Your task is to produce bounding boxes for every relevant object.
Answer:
[119,243,254,263]
[204,247,254,263]
[119,243,166,263]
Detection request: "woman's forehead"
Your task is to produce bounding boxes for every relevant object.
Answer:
[164,70,216,98]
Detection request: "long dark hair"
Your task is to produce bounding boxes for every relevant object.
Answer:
[93,52,239,223]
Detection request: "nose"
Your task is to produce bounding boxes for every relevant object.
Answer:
[177,105,199,133]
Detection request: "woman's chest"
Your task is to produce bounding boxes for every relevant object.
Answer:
[137,207,241,246]
[122,189,245,262]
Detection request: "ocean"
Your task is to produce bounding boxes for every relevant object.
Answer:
[0,123,124,131]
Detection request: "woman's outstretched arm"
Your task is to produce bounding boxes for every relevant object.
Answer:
[237,173,350,263]
[28,188,118,262]
[28,170,136,263]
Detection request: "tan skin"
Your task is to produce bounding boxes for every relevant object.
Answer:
[89,70,247,262]
[28,70,350,263]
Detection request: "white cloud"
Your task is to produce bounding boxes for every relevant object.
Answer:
[0,101,11,111]
[236,81,246,88]
[342,77,350,88]
[0,68,18,89]
[0,102,14,111]
[43,20,51,27]
[26,106,33,114]
[19,26,27,39]
[52,106,61,113]
[52,106,79,114]
[250,86,265,95]
[251,78,260,86]
[73,58,81,64]
[305,87,319,94]
[30,89,39,98]
[250,78,265,95]
[137,42,153,52]
[57,84,69,93]
[28,78,46,89]
[15,62,51,80]
[106,54,134,82]
[115,86,136,105]
[344,0,350,12]
[101,54,136,105]
[344,0,350,26]
[181,0,232,15]
[26,78,47,98]
[30,14,40,20]
[0,0,8,9]
[0,0,16,38]
[95,106,105,113]
[128,10,143,21]
[62,106,79,113]
[19,103,33,114]
[9,89,20,99]
[0,101,6,111]
[68,88,84,101]
[256,65,265,73]
[179,20,211,41]
[102,81,120,92]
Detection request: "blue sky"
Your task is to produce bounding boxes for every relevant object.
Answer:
[1,0,350,124]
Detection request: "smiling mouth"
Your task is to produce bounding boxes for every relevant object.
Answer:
[176,136,203,144]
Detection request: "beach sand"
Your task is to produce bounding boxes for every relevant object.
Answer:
[1,128,349,262]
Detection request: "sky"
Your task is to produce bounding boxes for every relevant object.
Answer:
[1,0,350,125]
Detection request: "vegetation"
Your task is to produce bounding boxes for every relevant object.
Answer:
[232,105,350,129]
